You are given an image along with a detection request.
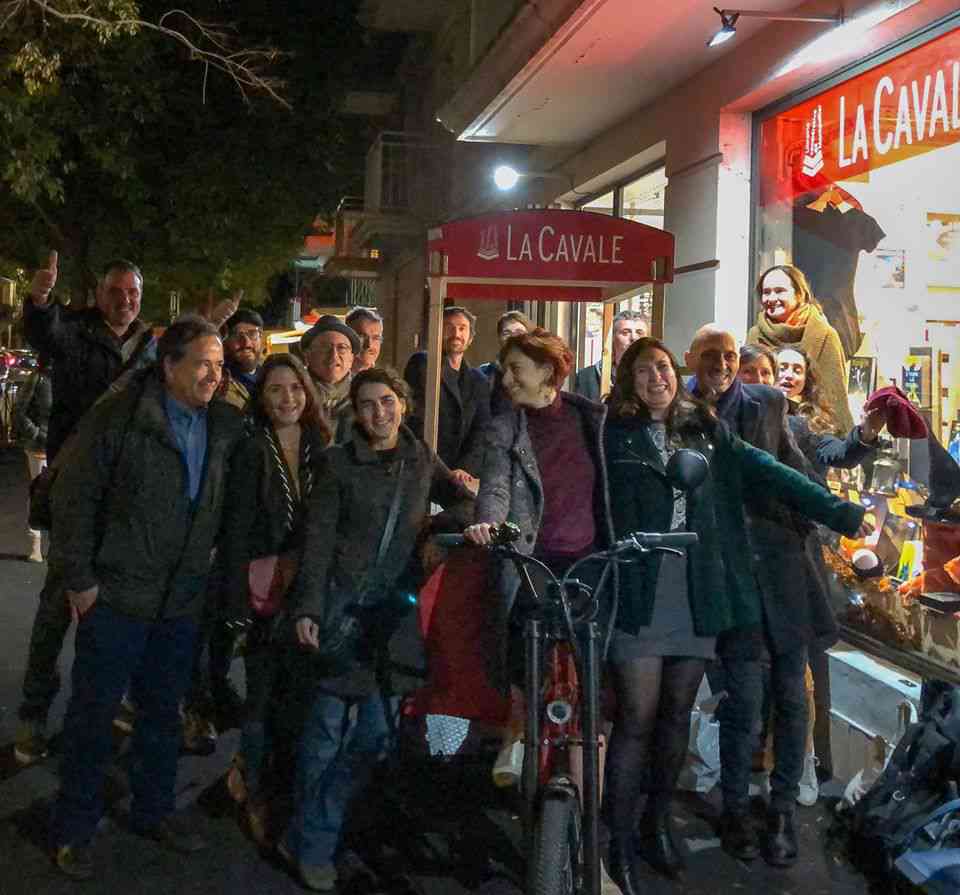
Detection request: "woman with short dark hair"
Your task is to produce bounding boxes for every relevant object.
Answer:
[601,337,867,888]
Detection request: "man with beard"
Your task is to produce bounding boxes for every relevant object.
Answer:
[684,324,815,869]
[403,305,491,483]
[219,308,264,411]
[346,306,384,374]
[301,315,361,442]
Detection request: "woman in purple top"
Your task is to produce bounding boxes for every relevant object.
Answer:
[463,327,614,695]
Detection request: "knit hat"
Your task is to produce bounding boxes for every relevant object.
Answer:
[225,308,264,332]
[905,433,960,525]
[301,315,361,354]
[864,385,928,439]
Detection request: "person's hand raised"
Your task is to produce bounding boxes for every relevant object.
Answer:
[29,251,58,306]
[209,288,243,328]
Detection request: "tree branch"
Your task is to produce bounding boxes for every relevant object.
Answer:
[2,0,290,108]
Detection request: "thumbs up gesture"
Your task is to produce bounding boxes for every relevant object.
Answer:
[209,289,243,328]
[30,251,58,306]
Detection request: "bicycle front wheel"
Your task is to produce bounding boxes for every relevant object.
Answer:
[530,791,581,895]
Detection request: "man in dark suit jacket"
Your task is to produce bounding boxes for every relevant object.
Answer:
[573,310,647,400]
[403,305,491,480]
[685,324,814,869]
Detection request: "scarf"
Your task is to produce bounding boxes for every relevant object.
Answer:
[688,373,744,424]
[311,372,352,416]
[263,424,314,535]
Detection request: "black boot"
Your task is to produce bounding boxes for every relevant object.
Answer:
[637,795,684,879]
[762,810,798,867]
[720,811,759,861]
[606,834,643,895]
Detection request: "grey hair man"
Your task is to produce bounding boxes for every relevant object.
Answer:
[346,306,384,374]
[47,315,244,880]
[573,309,648,400]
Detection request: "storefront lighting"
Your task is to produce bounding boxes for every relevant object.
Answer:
[707,6,844,48]
[774,2,918,77]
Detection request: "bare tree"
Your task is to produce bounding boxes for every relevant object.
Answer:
[3,0,289,107]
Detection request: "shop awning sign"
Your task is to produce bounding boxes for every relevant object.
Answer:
[427,209,674,300]
[760,25,960,204]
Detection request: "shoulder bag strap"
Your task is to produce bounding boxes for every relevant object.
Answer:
[375,458,406,566]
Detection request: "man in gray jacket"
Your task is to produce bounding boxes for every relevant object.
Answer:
[47,316,244,880]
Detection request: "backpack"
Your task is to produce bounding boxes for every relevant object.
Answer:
[846,685,960,879]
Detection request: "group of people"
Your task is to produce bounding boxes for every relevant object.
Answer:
[13,249,884,891]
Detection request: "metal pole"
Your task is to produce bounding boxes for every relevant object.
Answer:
[580,620,602,895]
[423,278,445,453]
[523,617,543,837]
[728,9,844,23]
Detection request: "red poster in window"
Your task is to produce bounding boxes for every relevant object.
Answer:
[759,26,960,206]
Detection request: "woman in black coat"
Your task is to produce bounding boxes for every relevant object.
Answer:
[280,367,474,892]
[602,338,868,889]
[740,343,884,801]
[220,353,331,840]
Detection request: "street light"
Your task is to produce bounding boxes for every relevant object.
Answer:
[706,6,844,48]
[493,165,521,191]
[492,165,575,192]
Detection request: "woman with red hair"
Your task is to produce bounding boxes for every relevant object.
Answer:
[464,327,615,731]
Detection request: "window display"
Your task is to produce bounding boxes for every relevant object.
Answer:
[755,23,960,677]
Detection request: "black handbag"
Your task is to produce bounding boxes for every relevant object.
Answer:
[308,460,407,677]
[28,466,57,531]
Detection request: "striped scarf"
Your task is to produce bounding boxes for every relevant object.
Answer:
[263,424,313,537]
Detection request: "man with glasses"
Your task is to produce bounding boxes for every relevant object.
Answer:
[219,308,264,412]
[301,315,361,441]
[346,306,384,374]
[574,309,647,401]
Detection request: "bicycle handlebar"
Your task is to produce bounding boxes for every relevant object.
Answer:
[433,528,699,552]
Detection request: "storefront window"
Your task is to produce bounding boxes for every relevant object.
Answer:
[754,23,960,678]
[621,167,667,230]
[580,190,615,216]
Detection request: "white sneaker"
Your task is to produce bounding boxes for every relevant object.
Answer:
[748,770,771,799]
[492,739,524,788]
[27,532,44,563]
[797,753,819,806]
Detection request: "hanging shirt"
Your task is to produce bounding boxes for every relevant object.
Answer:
[792,202,886,358]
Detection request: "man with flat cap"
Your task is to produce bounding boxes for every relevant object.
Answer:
[301,314,360,441]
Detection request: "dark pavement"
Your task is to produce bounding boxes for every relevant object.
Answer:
[0,446,874,894]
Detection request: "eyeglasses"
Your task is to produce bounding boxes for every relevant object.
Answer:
[230,327,262,342]
[313,344,353,357]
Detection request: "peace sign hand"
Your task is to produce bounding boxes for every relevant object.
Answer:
[30,251,58,306]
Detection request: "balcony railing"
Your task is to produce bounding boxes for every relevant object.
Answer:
[364,131,442,217]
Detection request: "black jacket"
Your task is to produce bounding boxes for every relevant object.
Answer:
[291,424,473,697]
[477,361,514,417]
[50,372,245,621]
[13,369,52,453]
[403,352,491,475]
[24,300,156,461]
[220,422,329,618]
[716,383,831,654]
[573,362,603,401]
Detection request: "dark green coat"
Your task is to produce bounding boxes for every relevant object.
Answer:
[50,372,245,621]
[604,413,865,638]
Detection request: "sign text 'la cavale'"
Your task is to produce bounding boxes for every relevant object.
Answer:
[836,60,960,168]
[479,223,625,265]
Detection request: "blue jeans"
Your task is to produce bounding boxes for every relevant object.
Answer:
[50,601,198,847]
[283,690,395,867]
[715,648,808,814]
